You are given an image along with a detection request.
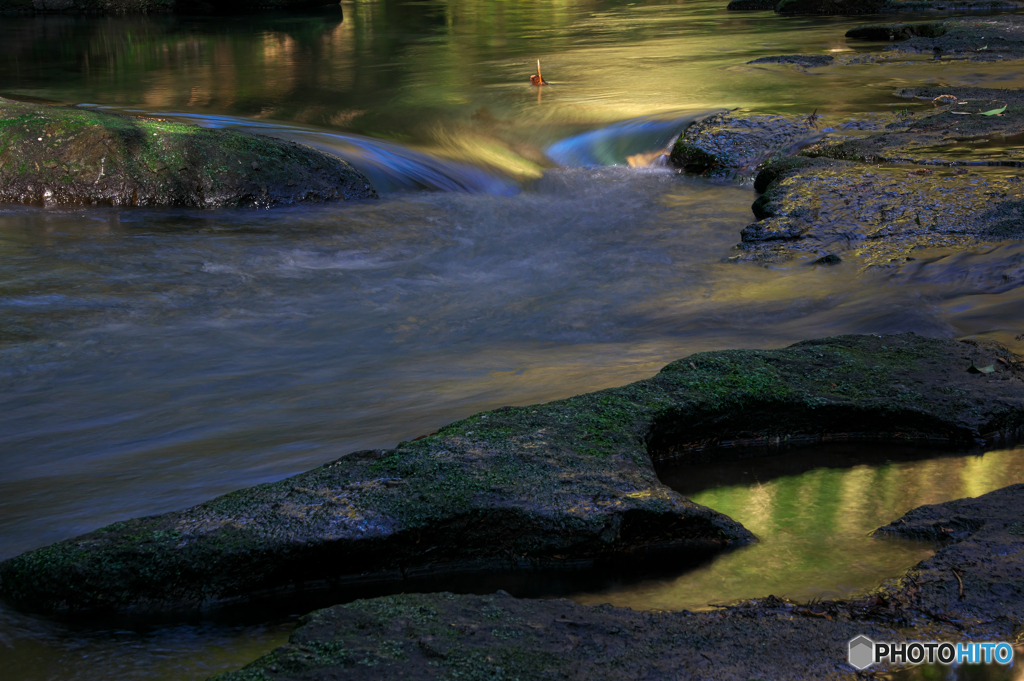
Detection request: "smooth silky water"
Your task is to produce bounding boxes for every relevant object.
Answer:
[4,1,1024,678]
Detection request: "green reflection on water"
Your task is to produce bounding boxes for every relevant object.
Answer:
[572,446,1024,613]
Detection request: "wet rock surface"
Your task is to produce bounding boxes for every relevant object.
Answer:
[207,591,932,681]
[756,14,1024,63]
[212,483,1024,681]
[806,87,1024,166]
[0,97,376,208]
[879,15,1024,61]
[775,0,1024,14]
[734,86,1024,265]
[3,333,1024,613]
[669,111,824,179]
[874,482,1024,631]
[739,160,1024,265]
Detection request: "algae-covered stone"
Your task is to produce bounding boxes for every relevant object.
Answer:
[3,333,1024,614]
[670,112,824,179]
[0,97,376,208]
[214,482,1024,681]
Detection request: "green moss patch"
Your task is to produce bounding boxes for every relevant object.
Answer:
[0,97,376,209]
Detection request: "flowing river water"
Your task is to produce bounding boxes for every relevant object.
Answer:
[3,1,1024,678]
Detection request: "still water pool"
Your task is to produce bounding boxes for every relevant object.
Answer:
[3,0,1024,678]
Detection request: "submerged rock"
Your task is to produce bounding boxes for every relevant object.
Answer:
[2,333,1024,614]
[747,54,835,67]
[0,97,376,208]
[212,482,1024,681]
[669,112,824,179]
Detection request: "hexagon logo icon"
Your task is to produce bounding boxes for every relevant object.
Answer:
[848,635,875,670]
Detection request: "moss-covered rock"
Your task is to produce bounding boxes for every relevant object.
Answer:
[669,112,824,180]
[212,484,1024,680]
[0,97,376,208]
[3,333,1024,614]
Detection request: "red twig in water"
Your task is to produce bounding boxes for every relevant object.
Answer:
[530,59,548,86]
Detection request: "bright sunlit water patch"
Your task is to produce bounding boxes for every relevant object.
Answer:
[570,446,1024,612]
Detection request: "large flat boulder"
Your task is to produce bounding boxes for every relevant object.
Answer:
[737,86,1024,265]
[211,482,1024,680]
[0,97,376,208]
[2,333,1024,614]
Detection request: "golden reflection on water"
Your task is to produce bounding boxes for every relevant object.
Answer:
[572,447,1024,612]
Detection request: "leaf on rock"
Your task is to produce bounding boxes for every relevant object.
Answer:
[979,105,1007,116]
[967,363,996,374]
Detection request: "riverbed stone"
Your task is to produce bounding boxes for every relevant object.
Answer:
[874,482,1024,630]
[211,483,1024,680]
[669,112,824,179]
[2,333,1024,614]
[806,86,1024,165]
[879,14,1024,61]
[775,0,1024,14]
[0,97,376,208]
[737,87,1024,265]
